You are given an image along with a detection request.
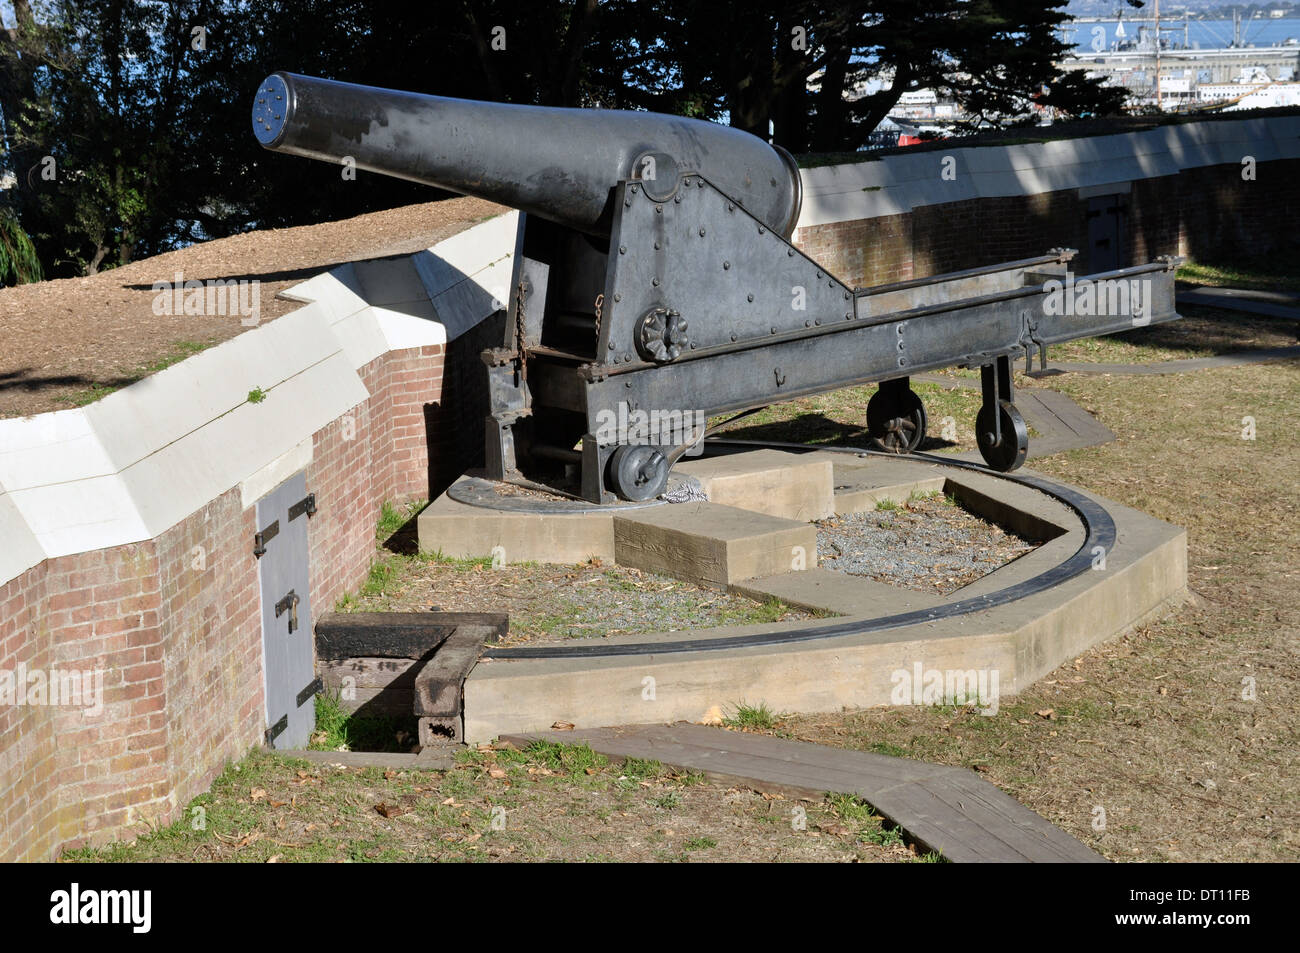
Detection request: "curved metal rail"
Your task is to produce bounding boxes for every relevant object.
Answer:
[483,443,1115,659]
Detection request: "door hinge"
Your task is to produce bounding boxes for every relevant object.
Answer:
[288,493,317,521]
[275,590,301,633]
[296,675,324,708]
[265,714,288,746]
[253,519,280,558]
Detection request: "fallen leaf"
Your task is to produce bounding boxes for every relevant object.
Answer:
[374,802,405,818]
[267,854,283,864]
[551,721,576,731]
[487,766,507,779]
[250,788,267,802]
[1035,709,1057,720]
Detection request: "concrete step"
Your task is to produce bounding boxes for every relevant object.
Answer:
[416,483,615,563]
[675,449,834,520]
[613,501,816,586]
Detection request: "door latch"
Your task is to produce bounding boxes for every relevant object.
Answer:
[275,590,301,633]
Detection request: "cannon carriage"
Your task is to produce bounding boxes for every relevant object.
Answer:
[253,72,1181,503]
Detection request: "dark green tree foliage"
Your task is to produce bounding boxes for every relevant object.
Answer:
[0,205,42,285]
[0,0,1133,279]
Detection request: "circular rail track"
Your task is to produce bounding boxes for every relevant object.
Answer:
[483,441,1115,660]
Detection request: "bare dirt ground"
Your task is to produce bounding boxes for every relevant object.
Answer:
[0,197,504,418]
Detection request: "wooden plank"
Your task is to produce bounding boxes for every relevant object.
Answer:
[414,625,499,717]
[315,611,507,659]
[502,723,1105,864]
[328,685,414,716]
[318,656,421,690]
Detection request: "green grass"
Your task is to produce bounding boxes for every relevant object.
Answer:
[620,757,664,779]
[723,701,787,731]
[359,559,398,599]
[683,836,717,851]
[1178,253,1300,293]
[828,793,943,861]
[376,501,404,538]
[508,741,608,777]
[309,693,417,753]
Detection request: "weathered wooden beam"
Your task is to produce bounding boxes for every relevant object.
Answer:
[315,611,507,659]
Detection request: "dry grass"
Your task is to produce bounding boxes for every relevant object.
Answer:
[61,742,929,863]
[756,358,1300,861]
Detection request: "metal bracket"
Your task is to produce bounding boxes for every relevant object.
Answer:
[253,519,279,558]
[296,675,324,708]
[288,493,316,521]
[1020,311,1046,373]
[275,590,301,634]
[265,714,288,746]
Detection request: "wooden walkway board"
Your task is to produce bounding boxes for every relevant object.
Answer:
[502,723,1106,864]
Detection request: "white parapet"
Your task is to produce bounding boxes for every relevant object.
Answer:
[0,211,518,588]
[797,115,1300,229]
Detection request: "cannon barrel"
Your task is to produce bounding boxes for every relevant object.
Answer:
[252,72,803,238]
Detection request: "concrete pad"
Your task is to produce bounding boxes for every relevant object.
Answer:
[613,501,816,587]
[734,568,945,616]
[417,486,614,564]
[461,459,1189,743]
[802,452,948,514]
[271,747,457,771]
[675,449,834,520]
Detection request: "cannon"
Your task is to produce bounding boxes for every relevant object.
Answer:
[253,72,1182,503]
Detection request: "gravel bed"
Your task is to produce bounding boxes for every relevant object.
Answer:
[816,495,1040,595]
[350,557,816,643]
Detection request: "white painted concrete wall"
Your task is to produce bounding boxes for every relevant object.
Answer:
[797,115,1300,228]
[0,211,517,588]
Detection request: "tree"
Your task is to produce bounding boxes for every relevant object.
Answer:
[1,0,1139,279]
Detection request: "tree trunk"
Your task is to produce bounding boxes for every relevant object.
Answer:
[811,44,850,152]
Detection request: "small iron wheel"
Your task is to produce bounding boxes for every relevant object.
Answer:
[607,445,670,501]
[866,386,927,453]
[976,400,1029,472]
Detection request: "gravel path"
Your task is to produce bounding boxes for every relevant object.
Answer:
[816,496,1040,595]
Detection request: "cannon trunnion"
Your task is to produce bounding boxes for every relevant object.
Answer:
[253,73,1182,504]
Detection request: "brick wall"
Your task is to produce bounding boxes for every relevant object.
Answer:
[0,342,446,860]
[795,158,1300,283]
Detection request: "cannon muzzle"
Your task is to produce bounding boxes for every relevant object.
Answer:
[252,72,803,237]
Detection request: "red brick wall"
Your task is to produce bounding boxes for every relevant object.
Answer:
[795,158,1300,283]
[0,342,446,860]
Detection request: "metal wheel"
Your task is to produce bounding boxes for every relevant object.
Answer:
[867,385,927,453]
[976,400,1029,472]
[607,445,670,501]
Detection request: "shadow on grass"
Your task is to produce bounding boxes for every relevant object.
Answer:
[715,411,956,453]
